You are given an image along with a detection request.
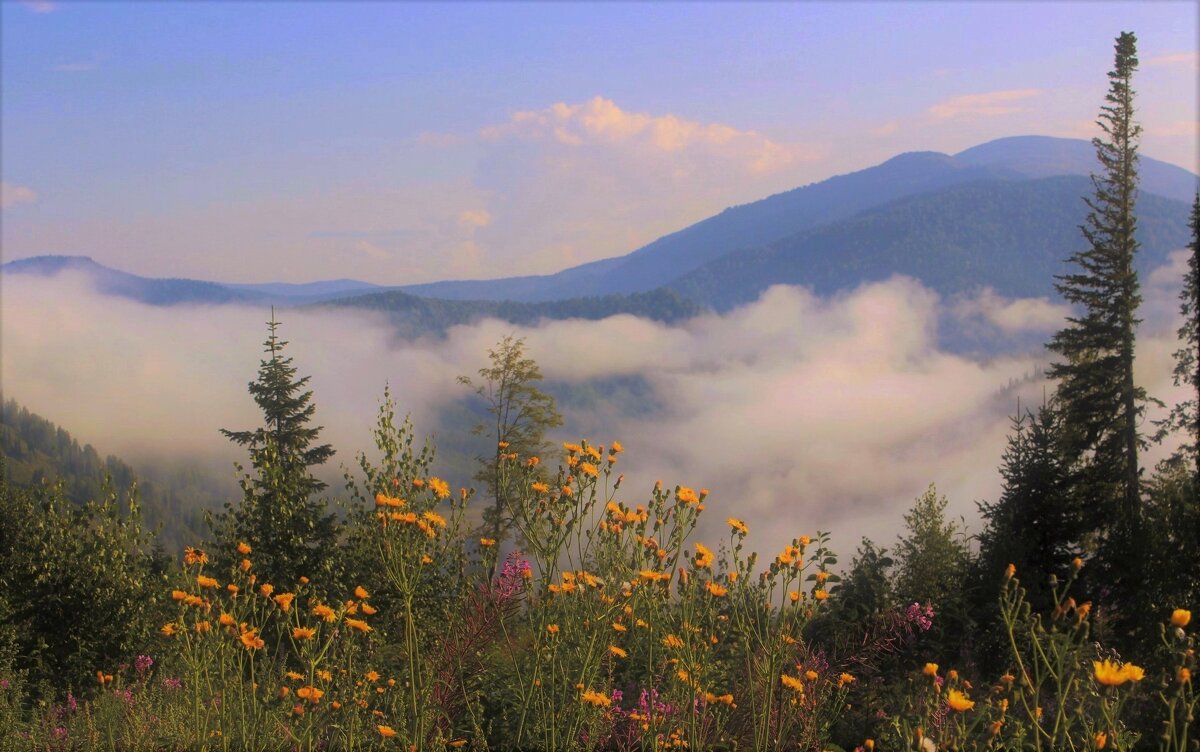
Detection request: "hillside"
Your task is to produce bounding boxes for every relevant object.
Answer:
[668,175,1194,310]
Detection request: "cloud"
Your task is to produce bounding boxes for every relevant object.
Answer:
[481,96,821,175]
[19,0,56,13]
[953,288,1072,335]
[457,209,492,230]
[928,89,1042,120]
[1144,51,1199,69]
[1147,120,1199,138]
[869,121,900,138]
[417,131,466,148]
[1,182,38,208]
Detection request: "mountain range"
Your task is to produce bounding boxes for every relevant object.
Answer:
[4,135,1196,334]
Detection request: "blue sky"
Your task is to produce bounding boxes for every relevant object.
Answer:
[2,1,1197,284]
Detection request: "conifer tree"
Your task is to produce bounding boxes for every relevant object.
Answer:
[214,312,337,588]
[1045,32,1148,604]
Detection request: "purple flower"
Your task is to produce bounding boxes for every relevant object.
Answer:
[162,677,182,690]
[906,602,935,631]
[66,692,77,713]
[53,727,67,741]
[0,678,9,690]
[135,655,153,675]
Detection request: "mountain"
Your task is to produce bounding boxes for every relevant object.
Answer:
[394,135,1198,303]
[668,175,1194,311]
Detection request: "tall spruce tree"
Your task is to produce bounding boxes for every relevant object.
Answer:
[1045,32,1148,605]
[214,312,337,588]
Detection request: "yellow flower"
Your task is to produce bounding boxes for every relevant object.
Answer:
[240,558,252,572]
[366,670,380,682]
[789,591,800,603]
[662,634,683,649]
[581,689,611,707]
[839,673,856,687]
[798,535,812,546]
[814,589,829,601]
[274,593,295,612]
[171,590,188,601]
[781,674,804,692]
[429,477,451,498]
[286,671,303,680]
[694,543,715,569]
[563,442,582,454]
[923,663,939,677]
[676,487,700,504]
[946,689,974,711]
[611,440,624,453]
[531,482,550,493]
[1094,659,1144,686]
[161,622,177,636]
[805,670,819,681]
[706,581,728,597]
[239,628,265,651]
[345,618,372,633]
[227,584,239,595]
[292,627,316,640]
[727,517,749,535]
[354,585,370,599]
[377,725,397,738]
[479,538,496,547]
[421,555,433,565]
[1171,608,1191,627]
[612,622,627,633]
[313,604,336,622]
[237,541,252,555]
[196,575,219,589]
[580,462,599,478]
[183,547,208,566]
[422,510,447,528]
[609,645,627,659]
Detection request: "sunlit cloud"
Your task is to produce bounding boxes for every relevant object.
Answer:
[928,89,1043,120]
[1144,51,1199,69]
[1,182,38,209]
[1147,120,1200,138]
[953,288,1073,335]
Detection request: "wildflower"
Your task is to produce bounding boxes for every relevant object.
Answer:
[240,558,252,572]
[612,622,627,633]
[1005,563,1016,579]
[239,628,265,650]
[135,655,153,674]
[839,673,856,687]
[1095,731,1108,749]
[923,663,939,677]
[611,440,624,453]
[421,555,433,565]
[547,624,560,635]
[1179,668,1191,684]
[260,583,274,598]
[184,547,208,566]
[97,671,113,685]
[313,604,336,622]
[355,585,370,599]
[805,670,819,681]
[366,670,380,682]
[1171,608,1191,627]
[361,602,377,615]
[171,589,188,601]
[227,583,239,595]
[429,477,451,498]
[789,591,800,603]
[581,689,611,707]
[422,510,447,528]
[296,685,324,704]
[237,541,251,555]
[448,741,467,748]
[946,689,974,711]
[609,645,627,659]
[663,634,683,649]
[814,589,829,601]
[274,593,295,612]
[781,674,804,692]
[196,575,219,589]
[292,627,316,640]
[219,612,235,627]
[563,442,582,454]
[798,535,812,546]
[161,623,178,637]
[194,620,211,633]
[989,720,1003,736]
[377,725,397,738]
[346,618,372,633]
[694,543,715,569]
[1094,659,1145,686]
[706,581,728,597]
[677,487,700,504]
[531,482,550,493]
[280,686,290,698]
[580,462,599,477]
[286,671,303,680]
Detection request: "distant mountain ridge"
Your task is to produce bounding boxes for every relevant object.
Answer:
[4,135,1196,332]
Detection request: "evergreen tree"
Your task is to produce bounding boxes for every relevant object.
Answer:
[1156,194,1200,475]
[458,335,562,570]
[1045,32,1148,626]
[214,312,337,588]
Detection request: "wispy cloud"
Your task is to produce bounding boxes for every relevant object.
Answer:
[19,0,57,13]
[1,182,38,209]
[928,89,1042,120]
[1147,120,1199,138]
[953,288,1071,335]
[457,209,492,230]
[1144,51,1199,69]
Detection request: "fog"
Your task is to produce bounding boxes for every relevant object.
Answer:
[2,256,1191,562]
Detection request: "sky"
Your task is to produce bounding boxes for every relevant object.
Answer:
[2,1,1197,285]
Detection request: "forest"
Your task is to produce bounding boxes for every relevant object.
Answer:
[0,32,1196,752]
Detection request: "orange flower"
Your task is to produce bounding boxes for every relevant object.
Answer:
[923,663,939,677]
[377,725,397,738]
[313,604,336,622]
[296,685,324,704]
[196,575,219,589]
[705,581,728,597]
[839,673,856,687]
[662,634,683,649]
[1095,731,1108,749]
[547,624,560,635]
[609,645,627,659]
[171,590,188,601]
[237,541,252,555]
[161,623,178,636]
[781,674,804,692]
[1094,659,1145,686]
[479,538,496,547]
[260,583,274,598]
[354,585,370,599]
[346,618,372,633]
[274,593,295,612]
[580,689,611,707]
[365,670,380,682]
[239,628,265,651]
[1171,608,1191,628]
[361,602,378,615]
[727,517,749,535]
[183,547,208,566]
[429,477,451,498]
[814,589,829,601]
[946,689,974,711]
[292,627,316,640]
[219,612,235,627]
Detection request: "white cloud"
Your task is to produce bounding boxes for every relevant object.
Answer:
[928,89,1042,120]
[0,182,38,208]
[953,288,1072,334]
[1144,51,1199,69]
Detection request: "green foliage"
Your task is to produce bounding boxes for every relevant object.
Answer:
[0,466,165,695]
[213,312,338,591]
[1156,194,1200,475]
[458,335,563,556]
[892,484,974,664]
